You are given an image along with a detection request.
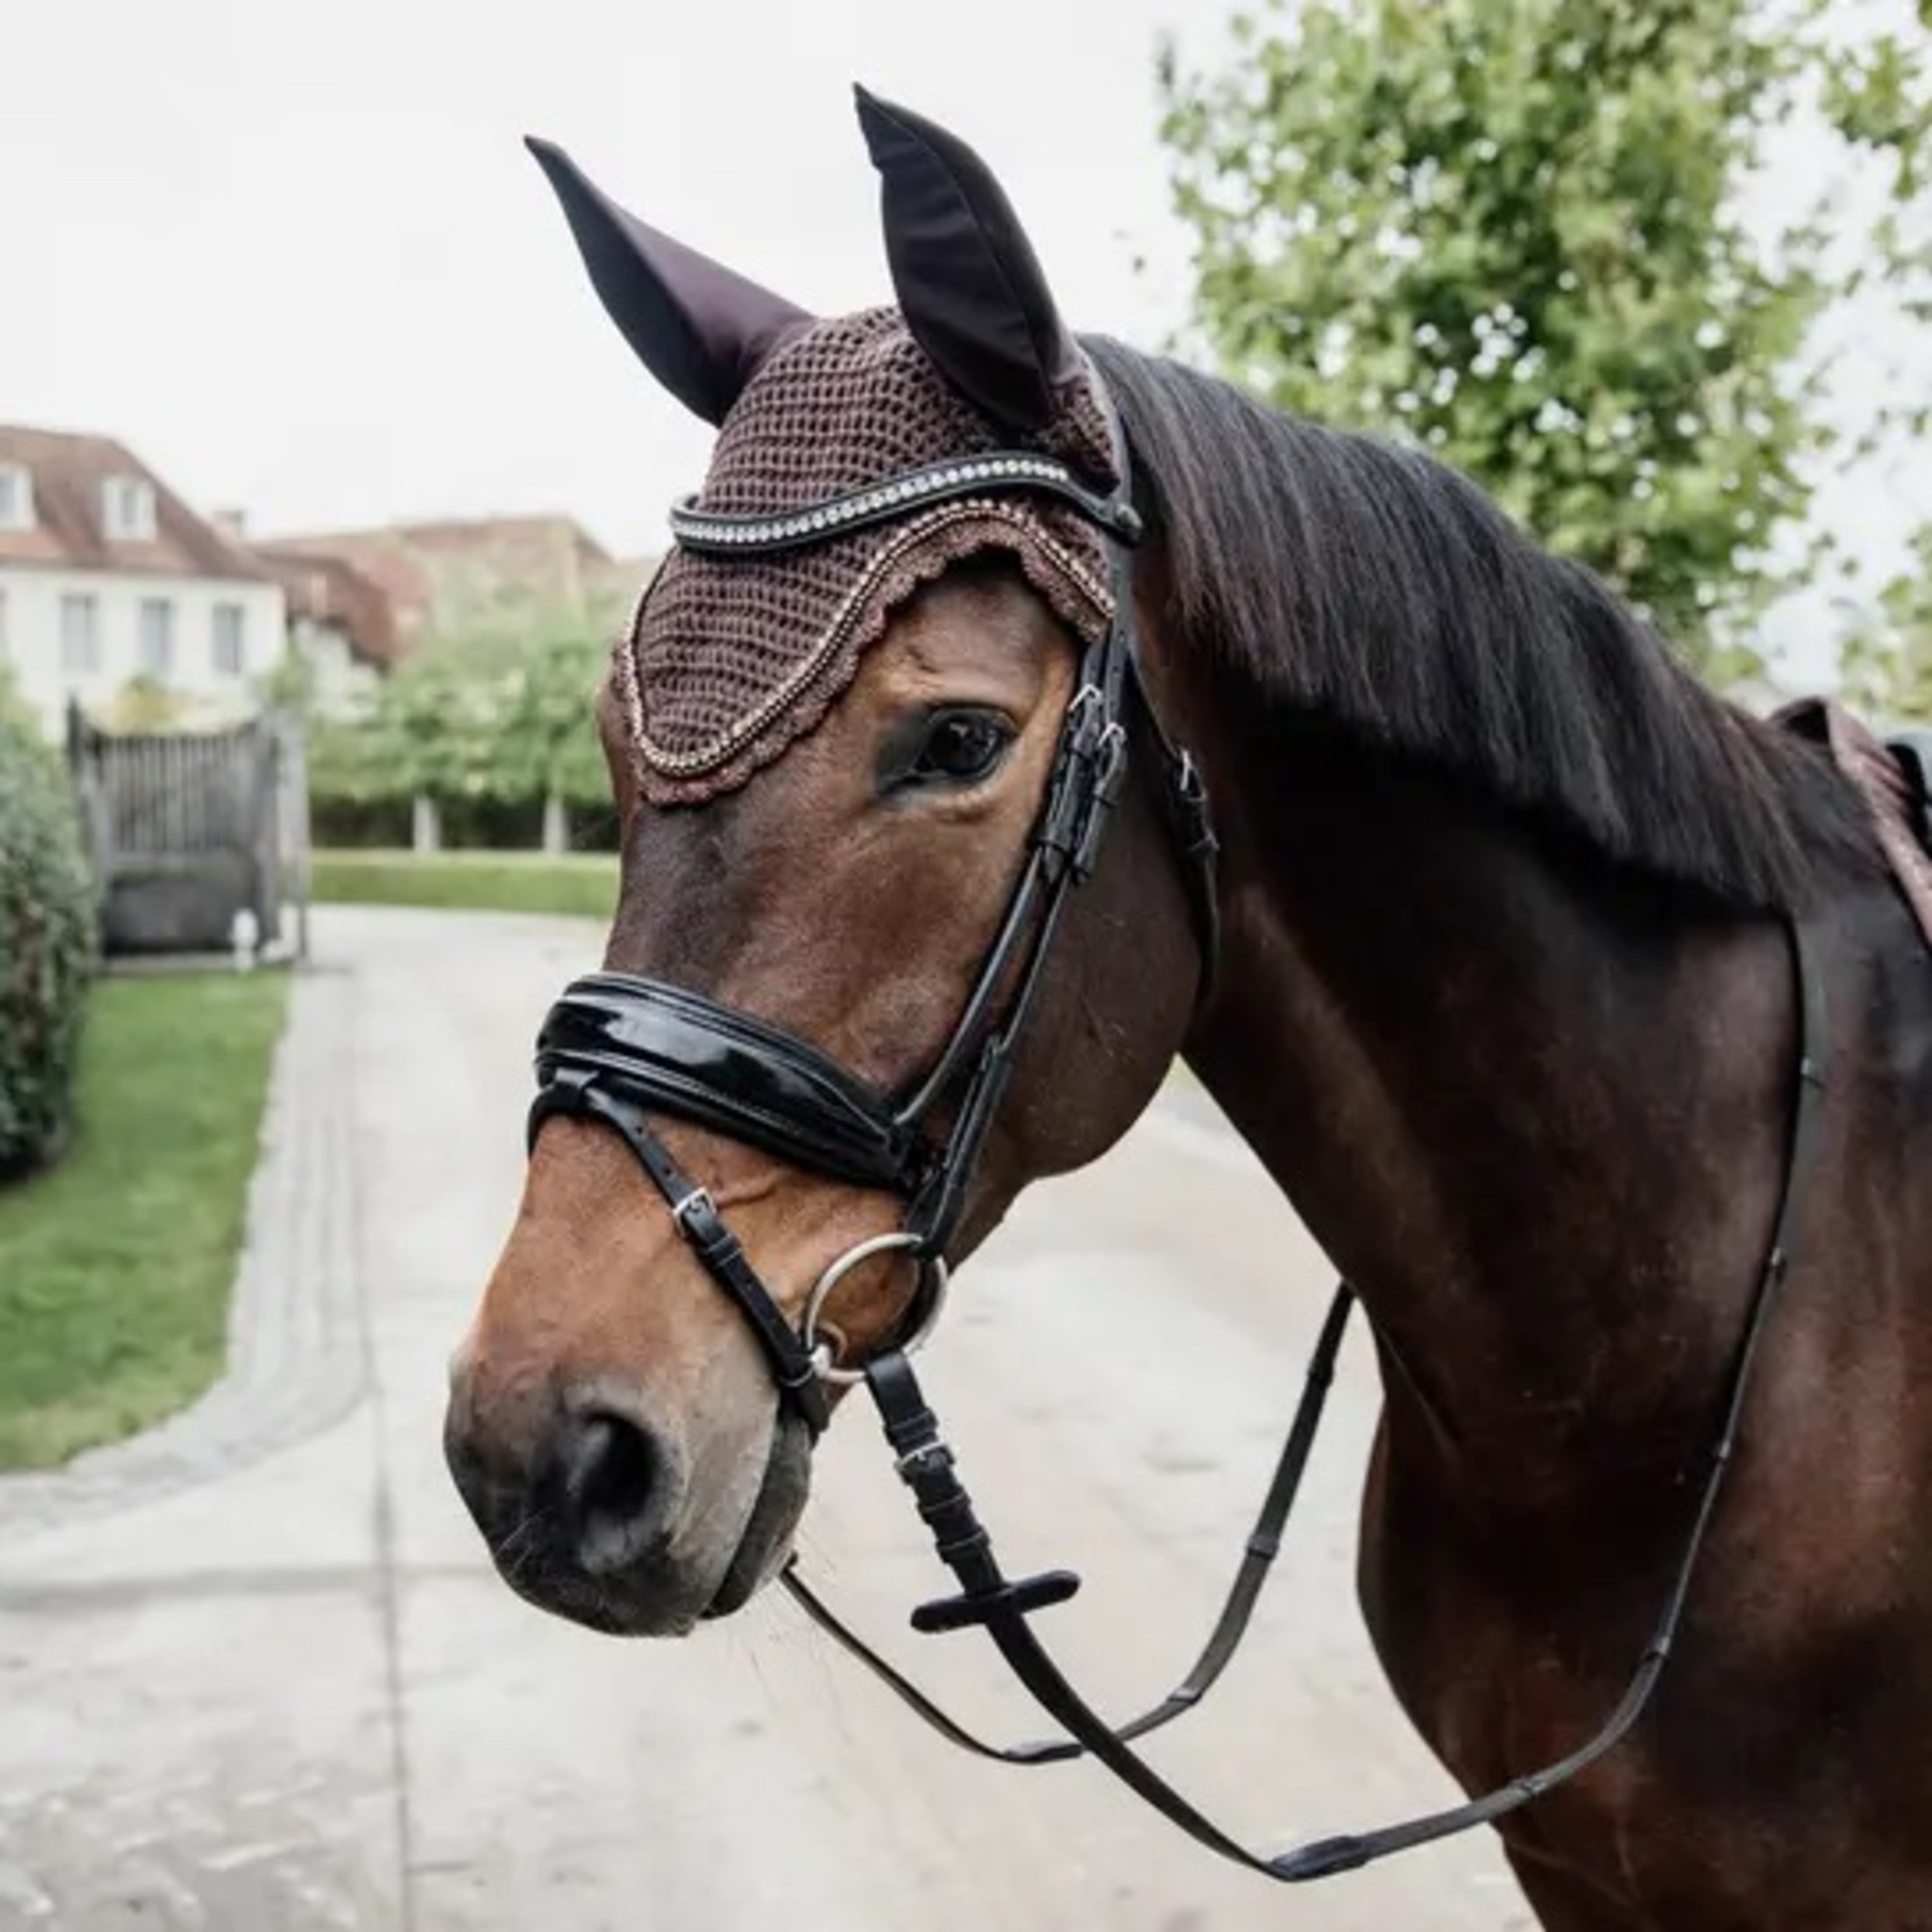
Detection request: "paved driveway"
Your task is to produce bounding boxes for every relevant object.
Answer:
[0,906,1531,1930]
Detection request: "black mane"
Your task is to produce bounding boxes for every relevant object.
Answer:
[1081,335,1876,912]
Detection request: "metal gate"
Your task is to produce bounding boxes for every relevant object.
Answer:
[66,704,310,958]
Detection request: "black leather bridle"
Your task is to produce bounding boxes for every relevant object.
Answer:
[527,378,1832,1886]
[531,415,1220,1438]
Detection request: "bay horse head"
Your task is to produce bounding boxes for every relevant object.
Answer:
[444,90,1216,1636]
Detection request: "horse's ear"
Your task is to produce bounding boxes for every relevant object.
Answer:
[524,137,815,427]
[853,86,1082,437]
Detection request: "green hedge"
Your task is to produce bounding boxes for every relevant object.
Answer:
[310,849,620,920]
[305,794,623,854]
[0,713,96,1177]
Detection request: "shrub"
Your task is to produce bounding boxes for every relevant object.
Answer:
[0,709,97,1176]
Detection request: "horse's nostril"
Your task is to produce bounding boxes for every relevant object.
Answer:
[560,1410,664,1576]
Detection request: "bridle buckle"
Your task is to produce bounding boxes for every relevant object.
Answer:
[1063,681,1106,749]
[670,1186,717,1232]
[894,1437,955,1480]
[1073,721,1129,878]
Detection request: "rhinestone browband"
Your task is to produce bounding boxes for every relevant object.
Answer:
[669,452,1143,556]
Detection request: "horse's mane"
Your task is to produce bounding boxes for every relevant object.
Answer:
[1081,335,1877,912]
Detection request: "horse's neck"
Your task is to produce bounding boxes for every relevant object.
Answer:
[1186,727,1798,1495]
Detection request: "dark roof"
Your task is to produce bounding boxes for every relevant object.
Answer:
[260,515,651,655]
[254,547,404,668]
[0,424,269,581]
[265,514,610,607]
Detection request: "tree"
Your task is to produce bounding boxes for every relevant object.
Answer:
[1156,0,1932,682]
[98,675,198,733]
[459,606,615,813]
[257,647,321,724]
[0,664,34,736]
[1840,525,1932,718]
[302,588,623,842]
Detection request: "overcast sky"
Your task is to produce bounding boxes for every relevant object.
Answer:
[3,0,1925,675]
[0,0,1207,551]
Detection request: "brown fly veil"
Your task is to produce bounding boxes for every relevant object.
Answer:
[614,306,1121,805]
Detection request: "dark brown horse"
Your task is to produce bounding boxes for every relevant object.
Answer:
[443,89,1932,1929]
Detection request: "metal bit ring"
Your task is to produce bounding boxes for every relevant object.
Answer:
[800,1231,951,1386]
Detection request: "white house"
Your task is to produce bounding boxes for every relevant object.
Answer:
[0,424,287,737]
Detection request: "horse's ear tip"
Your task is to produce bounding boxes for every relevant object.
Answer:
[852,84,923,146]
[851,82,890,142]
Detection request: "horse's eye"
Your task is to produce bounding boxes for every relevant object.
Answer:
[912,710,1012,785]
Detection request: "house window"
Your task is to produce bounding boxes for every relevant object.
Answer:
[103,475,156,542]
[60,593,100,675]
[0,466,32,532]
[211,602,246,676]
[137,597,175,679]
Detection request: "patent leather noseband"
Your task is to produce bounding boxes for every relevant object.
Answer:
[534,976,926,1195]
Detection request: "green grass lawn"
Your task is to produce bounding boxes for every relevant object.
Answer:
[310,848,619,920]
[0,972,290,1470]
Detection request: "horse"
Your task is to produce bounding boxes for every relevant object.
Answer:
[442,86,1932,1929]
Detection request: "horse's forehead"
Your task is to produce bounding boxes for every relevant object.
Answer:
[612,308,1118,807]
